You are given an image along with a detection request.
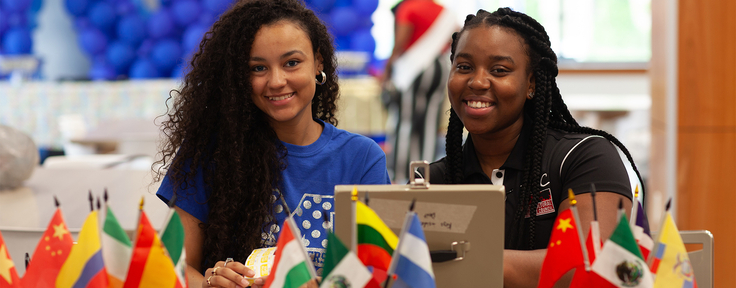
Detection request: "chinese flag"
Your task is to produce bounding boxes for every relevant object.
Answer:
[22,208,74,288]
[0,231,21,288]
[537,209,584,288]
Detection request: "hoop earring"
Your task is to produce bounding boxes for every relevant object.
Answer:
[315,71,327,85]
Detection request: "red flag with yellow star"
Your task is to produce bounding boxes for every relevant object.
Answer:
[537,208,584,288]
[21,208,74,287]
[0,230,21,288]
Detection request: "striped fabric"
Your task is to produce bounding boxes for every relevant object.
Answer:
[264,217,314,288]
[56,211,108,288]
[356,201,398,272]
[102,206,132,288]
[390,212,435,288]
[123,211,180,288]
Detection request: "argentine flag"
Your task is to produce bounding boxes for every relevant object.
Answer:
[388,212,436,288]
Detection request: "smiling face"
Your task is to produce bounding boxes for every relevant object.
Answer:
[249,20,323,127]
[448,25,535,137]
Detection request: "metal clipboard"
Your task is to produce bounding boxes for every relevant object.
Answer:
[333,162,505,287]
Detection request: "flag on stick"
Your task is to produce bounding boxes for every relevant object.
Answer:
[22,204,74,287]
[0,231,21,288]
[160,209,187,288]
[355,200,398,284]
[537,208,585,288]
[387,211,436,288]
[591,214,653,288]
[320,231,373,288]
[123,211,181,288]
[102,204,132,288]
[264,216,316,288]
[56,210,109,288]
[651,212,697,288]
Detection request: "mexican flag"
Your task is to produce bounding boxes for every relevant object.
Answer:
[264,217,316,288]
[591,214,653,288]
[320,231,373,288]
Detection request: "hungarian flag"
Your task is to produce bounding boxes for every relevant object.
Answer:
[591,214,653,288]
[356,201,398,284]
[651,212,697,288]
[22,208,74,287]
[56,210,109,288]
[123,211,182,288]
[102,206,132,288]
[160,210,187,288]
[264,217,315,288]
[320,231,373,288]
[0,231,21,288]
[537,209,584,288]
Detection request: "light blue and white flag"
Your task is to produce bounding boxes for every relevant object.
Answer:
[387,211,436,288]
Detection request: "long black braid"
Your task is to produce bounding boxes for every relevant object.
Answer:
[445,8,645,249]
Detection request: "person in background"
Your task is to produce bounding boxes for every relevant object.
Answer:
[426,8,644,287]
[382,0,457,182]
[154,0,391,287]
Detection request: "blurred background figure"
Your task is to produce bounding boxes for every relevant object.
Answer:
[382,0,457,182]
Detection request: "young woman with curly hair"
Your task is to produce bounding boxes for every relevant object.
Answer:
[426,8,645,287]
[154,0,390,287]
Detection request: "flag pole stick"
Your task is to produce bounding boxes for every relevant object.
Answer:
[630,185,639,228]
[351,186,358,254]
[568,189,591,271]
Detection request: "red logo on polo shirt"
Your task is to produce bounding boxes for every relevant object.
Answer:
[525,188,555,217]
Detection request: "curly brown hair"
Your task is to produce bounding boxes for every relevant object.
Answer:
[153,0,339,271]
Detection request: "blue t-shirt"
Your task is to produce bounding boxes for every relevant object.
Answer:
[156,120,391,275]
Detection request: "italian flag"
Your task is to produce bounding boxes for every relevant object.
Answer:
[591,214,653,288]
[102,206,132,288]
[264,217,316,288]
[320,231,373,288]
[160,210,187,288]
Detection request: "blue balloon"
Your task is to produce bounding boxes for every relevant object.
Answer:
[203,0,231,15]
[30,0,42,13]
[350,29,375,53]
[170,62,189,79]
[65,0,88,17]
[78,27,108,55]
[7,13,27,27]
[2,27,32,54]
[334,35,350,51]
[2,0,31,13]
[147,8,175,39]
[137,39,154,57]
[151,39,182,73]
[117,14,147,46]
[116,1,135,15]
[0,9,7,35]
[309,0,335,12]
[353,0,378,16]
[329,7,359,36]
[182,24,208,53]
[106,41,136,72]
[88,1,116,32]
[333,0,351,8]
[172,0,201,27]
[129,58,160,78]
[88,60,117,80]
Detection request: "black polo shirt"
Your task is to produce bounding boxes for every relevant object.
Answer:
[428,121,632,249]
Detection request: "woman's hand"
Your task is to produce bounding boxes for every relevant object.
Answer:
[202,259,256,288]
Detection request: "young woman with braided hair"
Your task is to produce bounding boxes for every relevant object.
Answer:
[426,8,644,287]
[154,0,390,287]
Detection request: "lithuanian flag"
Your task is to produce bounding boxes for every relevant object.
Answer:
[356,201,398,283]
[123,211,182,288]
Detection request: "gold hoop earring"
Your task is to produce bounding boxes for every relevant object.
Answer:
[316,70,327,85]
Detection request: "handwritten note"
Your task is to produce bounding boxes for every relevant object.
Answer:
[369,199,477,233]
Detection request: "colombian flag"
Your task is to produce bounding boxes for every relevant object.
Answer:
[56,210,108,288]
[356,201,398,284]
[123,211,181,288]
